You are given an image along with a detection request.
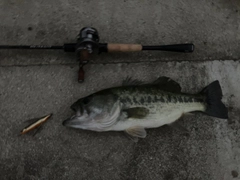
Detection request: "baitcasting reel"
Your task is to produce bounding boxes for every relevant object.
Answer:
[0,27,195,82]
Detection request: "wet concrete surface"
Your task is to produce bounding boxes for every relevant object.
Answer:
[0,0,240,180]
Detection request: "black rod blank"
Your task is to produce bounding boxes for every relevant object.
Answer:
[0,45,63,50]
[0,43,194,53]
[142,43,194,53]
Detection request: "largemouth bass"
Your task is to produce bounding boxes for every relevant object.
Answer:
[62,77,228,139]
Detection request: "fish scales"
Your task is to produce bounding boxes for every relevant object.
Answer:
[113,87,205,108]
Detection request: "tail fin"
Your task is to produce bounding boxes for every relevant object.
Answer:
[201,81,228,119]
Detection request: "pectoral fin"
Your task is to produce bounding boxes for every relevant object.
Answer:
[123,107,149,119]
[125,126,147,138]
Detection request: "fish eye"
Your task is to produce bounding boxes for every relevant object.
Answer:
[82,96,92,105]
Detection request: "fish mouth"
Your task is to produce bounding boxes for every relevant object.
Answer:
[62,118,71,126]
[62,116,81,128]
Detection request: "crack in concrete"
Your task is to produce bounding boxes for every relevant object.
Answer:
[1,59,240,67]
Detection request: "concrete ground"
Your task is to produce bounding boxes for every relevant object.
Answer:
[0,0,240,180]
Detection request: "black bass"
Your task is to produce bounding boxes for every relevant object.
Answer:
[62,77,228,139]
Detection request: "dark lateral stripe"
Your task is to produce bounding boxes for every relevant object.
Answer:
[133,97,138,104]
[176,96,204,103]
[167,95,171,102]
[120,98,127,104]
[173,96,178,103]
[160,96,165,102]
[126,97,132,104]
[188,98,193,102]
[183,97,189,102]
[147,96,152,103]
[120,97,133,104]
[120,95,204,105]
[151,95,166,103]
[194,97,204,102]
[177,97,183,103]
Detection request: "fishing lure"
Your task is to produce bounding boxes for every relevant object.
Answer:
[21,114,52,135]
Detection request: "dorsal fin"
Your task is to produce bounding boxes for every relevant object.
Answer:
[122,76,144,86]
[152,76,181,93]
[122,76,181,93]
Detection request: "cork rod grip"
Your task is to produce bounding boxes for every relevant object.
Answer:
[107,44,142,52]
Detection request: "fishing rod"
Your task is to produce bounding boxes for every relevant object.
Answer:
[0,27,195,82]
